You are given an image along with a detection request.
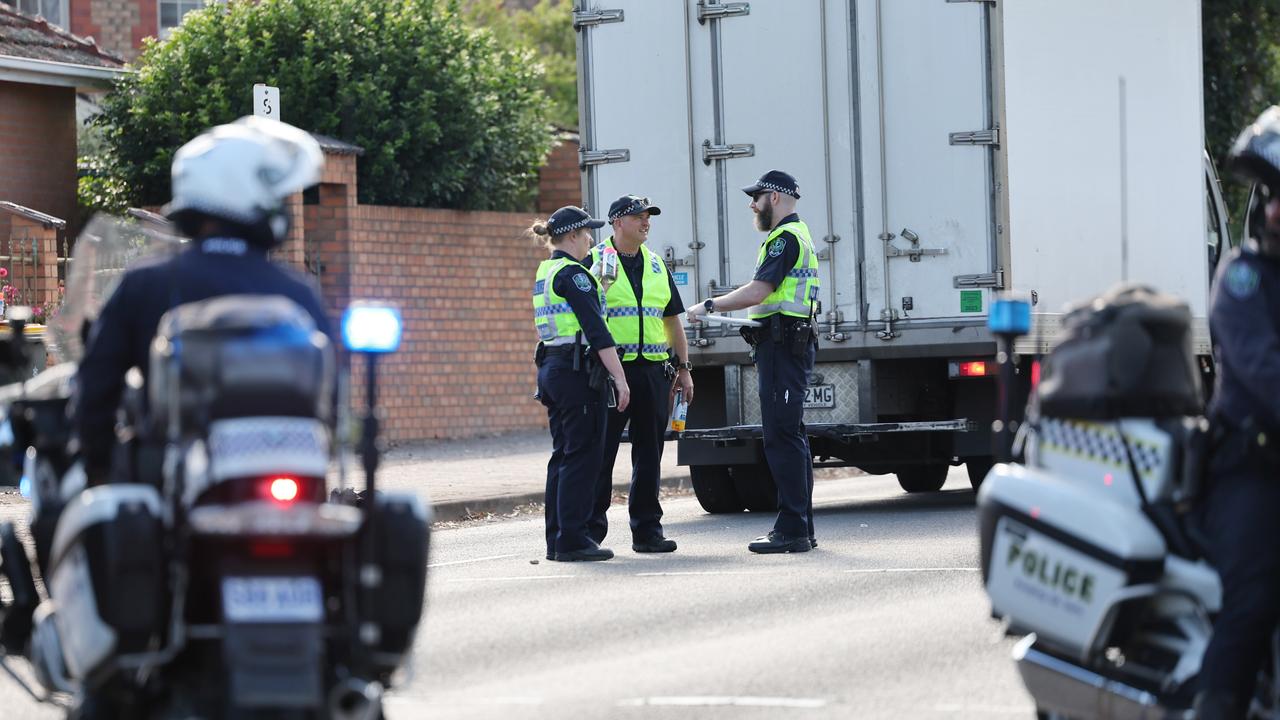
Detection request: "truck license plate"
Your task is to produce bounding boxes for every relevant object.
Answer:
[804,384,835,409]
[222,576,323,623]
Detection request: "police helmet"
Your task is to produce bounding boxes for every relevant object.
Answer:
[165,116,323,246]
[1228,106,1280,249]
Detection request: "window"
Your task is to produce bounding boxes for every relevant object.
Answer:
[15,0,68,29]
[158,0,220,37]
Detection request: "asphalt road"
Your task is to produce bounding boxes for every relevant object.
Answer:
[0,469,1037,719]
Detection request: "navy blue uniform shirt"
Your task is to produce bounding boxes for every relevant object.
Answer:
[73,237,334,471]
[1208,246,1280,433]
[548,250,615,352]
[753,213,803,289]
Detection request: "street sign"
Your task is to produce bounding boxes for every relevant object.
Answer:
[253,83,280,120]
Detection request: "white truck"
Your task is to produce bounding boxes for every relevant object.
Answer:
[571,0,1231,512]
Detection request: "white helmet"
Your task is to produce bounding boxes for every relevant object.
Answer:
[165,116,324,245]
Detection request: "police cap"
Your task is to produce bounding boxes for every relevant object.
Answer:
[608,195,663,221]
[546,206,606,236]
[741,170,801,199]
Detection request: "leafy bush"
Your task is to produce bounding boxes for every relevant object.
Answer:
[95,0,552,210]
[465,0,577,130]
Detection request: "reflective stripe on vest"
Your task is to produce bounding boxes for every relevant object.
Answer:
[590,238,671,361]
[532,257,604,345]
[748,220,821,319]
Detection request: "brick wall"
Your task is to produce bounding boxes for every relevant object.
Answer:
[537,133,582,214]
[0,83,78,224]
[70,0,153,62]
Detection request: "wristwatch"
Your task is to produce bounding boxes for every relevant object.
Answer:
[675,359,694,372]
[703,298,715,313]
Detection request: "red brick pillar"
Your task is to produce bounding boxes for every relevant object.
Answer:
[0,201,65,308]
[537,131,583,214]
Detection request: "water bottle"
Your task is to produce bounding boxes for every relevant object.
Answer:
[600,245,619,289]
[669,387,688,433]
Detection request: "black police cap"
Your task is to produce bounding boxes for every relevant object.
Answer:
[607,195,663,221]
[741,170,801,199]
[546,206,606,236]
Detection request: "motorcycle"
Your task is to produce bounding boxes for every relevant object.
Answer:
[977,284,1277,720]
[0,214,429,719]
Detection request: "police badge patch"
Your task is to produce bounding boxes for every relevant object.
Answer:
[573,272,595,293]
[1225,262,1260,300]
[768,237,786,257]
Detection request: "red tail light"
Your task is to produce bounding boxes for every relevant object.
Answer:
[959,361,988,377]
[268,477,300,503]
[1031,359,1042,389]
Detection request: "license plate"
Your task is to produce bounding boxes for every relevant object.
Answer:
[222,576,323,623]
[804,384,835,409]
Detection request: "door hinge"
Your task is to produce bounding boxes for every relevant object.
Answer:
[953,270,1005,289]
[579,147,630,168]
[702,140,754,165]
[949,128,1000,147]
[573,8,624,29]
[697,1,750,23]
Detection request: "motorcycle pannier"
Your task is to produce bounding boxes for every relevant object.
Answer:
[1035,284,1202,419]
[148,295,334,433]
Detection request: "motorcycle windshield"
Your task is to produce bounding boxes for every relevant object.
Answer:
[48,212,185,364]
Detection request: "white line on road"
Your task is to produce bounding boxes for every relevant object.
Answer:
[427,553,518,568]
[635,571,769,577]
[443,574,577,582]
[619,696,827,708]
[843,567,979,574]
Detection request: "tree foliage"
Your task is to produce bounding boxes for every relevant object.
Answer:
[465,0,577,130]
[1202,0,1280,219]
[94,0,552,210]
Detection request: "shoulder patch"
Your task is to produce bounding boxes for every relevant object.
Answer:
[572,272,595,293]
[767,237,786,257]
[1225,261,1260,300]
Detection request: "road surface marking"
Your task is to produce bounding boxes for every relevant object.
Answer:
[843,567,979,574]
[427,553,517,568]
[636,571,769,577]
[619,696,826,708]
[444,574,577,583]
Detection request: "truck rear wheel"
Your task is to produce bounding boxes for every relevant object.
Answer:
[965,457,994,490]
[690,466,745,514]
[896,464,948,493]
[730,465,778,512]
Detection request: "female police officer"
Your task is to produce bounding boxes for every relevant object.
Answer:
[532,206,631,562]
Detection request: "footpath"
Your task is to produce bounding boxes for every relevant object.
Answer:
[334,429,693,522]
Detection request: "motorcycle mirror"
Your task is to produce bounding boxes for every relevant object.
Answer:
[342,302,402,354]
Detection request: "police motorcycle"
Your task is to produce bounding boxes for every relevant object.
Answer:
[0,214,429,719]
[975,284,1278,720]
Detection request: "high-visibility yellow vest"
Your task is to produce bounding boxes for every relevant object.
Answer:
[590,238,671,361]
[748,220,820,320]
[533,256,604,345]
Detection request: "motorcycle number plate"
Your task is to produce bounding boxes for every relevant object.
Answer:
[804,384,835,409]
[222,576,323,623]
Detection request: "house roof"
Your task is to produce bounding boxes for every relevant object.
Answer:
[0,2,126,88]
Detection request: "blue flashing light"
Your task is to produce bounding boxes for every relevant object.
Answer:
[342,303,403,353]
[989,295,1032,337]
[19,475,31,499]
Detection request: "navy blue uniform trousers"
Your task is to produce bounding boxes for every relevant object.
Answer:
[755,333,816,539]
[591,361,668,543]
[538,355,607,554]
[1199,438,1280,706]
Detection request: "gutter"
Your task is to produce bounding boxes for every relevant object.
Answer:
[0,54,129,90]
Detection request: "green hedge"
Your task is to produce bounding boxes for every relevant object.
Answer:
[94,0,552,211]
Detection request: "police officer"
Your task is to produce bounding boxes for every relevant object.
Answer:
[686,170,820,554]
[73,117,334,486]
[587,195,693,554]
[1195,108,1280,720]
[532,206,632,562]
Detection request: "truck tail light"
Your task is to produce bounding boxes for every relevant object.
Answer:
[948,358,996,379]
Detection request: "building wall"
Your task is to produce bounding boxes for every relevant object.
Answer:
[0,83,78,223]
[70,0,153,62]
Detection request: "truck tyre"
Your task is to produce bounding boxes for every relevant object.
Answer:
[691,466,745,514]
[965,457,995,490]
[730,464,778,512]
[896,464,948,493]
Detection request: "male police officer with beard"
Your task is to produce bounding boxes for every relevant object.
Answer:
[73,117,333,485]
[686,170,820,554]
[1195,107,1280,720]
